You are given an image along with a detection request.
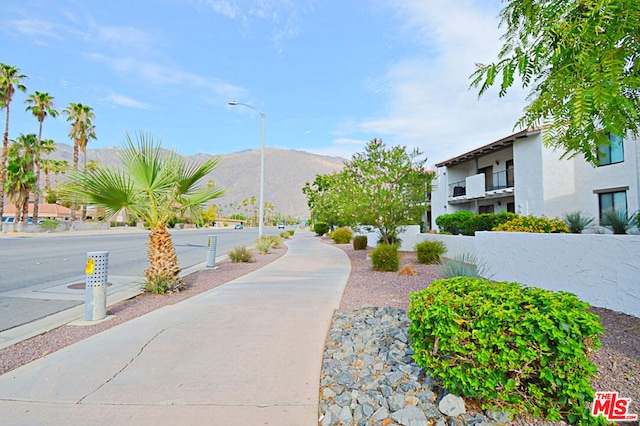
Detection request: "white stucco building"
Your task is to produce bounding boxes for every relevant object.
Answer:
[430,129,640,231]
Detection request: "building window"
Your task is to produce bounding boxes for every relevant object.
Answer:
[478,205,494,214]
[598,191,627,220]
[597,134,624,166]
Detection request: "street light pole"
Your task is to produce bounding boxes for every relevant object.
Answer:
[228,101,265,238]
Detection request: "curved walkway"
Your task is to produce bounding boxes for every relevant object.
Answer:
[0,232,351,425]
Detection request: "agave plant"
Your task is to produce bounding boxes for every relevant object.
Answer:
[63,133,225,293]
[563,211,594,234]
[437,253,493,279]
[601,209,634,235]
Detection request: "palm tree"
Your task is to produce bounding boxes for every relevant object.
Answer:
[39,139,57,191]
[6,134,37,223]
[62,102,96,221]
[25,91,58,221]
[0,63,28,220]
[64,133,226,293]
[42,158,68,193]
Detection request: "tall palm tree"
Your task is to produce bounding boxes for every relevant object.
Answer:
[6,134,37,223]
[25,91,58,221]
[62,102,95,221]
[39,139,57,191]
[42,158,68,193]
[0,63,28,220]
[64,133,226,293]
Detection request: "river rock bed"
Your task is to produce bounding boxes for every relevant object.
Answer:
[318,306,512,426]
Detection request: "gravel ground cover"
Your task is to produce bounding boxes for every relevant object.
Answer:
[324,239,639,425]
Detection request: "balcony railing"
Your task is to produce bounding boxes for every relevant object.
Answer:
[488,167,514,191]
[449,180,466,197]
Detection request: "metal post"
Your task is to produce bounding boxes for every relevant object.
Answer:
[85,251,109,321]
[206,235,217,268]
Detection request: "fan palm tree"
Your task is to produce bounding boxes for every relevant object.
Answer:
[42,158,68,193]
[0,63,28,220]
[25,91,58,221]
[63,102,96,220]
[6,134,37,222]
[64,133,226,293]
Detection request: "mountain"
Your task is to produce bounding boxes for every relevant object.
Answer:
[48,144,346,218]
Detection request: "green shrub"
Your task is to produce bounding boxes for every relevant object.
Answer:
[415,240,446,264]
[39,219,60,231]
[144,274,183,294]
[563,211,594,234]
[353,235,368,250]
[228,245,254,263]
[437,252,493,279]
[493,215,569,233]
[266,235,282,248]
[408,277,604,425]
[287,229,295,236]
[370,244,400,272]
[279,231,290,239]
[601,209,634,234]
[330,227,353,244]
[435,210,475,235]
[254,236,279,254]
[314,222,330,236]
[436,211,518,235]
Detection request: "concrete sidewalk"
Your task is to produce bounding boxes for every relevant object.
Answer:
[0,232,351,425]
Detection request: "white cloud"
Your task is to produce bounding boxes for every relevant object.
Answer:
[352,0,529,165]
[201,0,312,52]
[5,19,64,45]
[106,94,151,109]
[86,53,245,100]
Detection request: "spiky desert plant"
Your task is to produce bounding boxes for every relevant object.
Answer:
[228,245,254,263]
[563,211,594,234]
[601,209,634,235]
[437,253,493,279]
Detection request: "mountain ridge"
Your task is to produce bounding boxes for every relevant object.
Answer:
[47,144,346,218]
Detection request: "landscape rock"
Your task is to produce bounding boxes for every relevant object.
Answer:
[439,394,466,416]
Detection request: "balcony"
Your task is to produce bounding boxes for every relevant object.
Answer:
[447,167,515,201]
[487,167,514,191]
[449,181,466,197]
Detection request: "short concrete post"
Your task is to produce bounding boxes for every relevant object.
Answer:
[206,235,217,268]
[85,251,109,321]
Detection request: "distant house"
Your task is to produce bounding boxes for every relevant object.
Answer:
[2,203,78,222]
[430,129,640,231]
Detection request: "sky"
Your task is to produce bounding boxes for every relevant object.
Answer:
[1,0,529,167]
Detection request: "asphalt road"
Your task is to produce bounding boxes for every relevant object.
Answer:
[0,226,282,333]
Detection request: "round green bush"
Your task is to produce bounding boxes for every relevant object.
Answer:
[314,222,330,236]
[408,277,604,425]
[353,235,368,250]
[415,240,446,264]
[330,227,353,244]
[370,244,400,272]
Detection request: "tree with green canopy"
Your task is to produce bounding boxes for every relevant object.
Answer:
[470,0,640,164]
[303,138,434,244]
[63,133,226,293]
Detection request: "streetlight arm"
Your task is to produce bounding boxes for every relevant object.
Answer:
[228,101,264,118]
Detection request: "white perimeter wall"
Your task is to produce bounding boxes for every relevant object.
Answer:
[416,231,640,318]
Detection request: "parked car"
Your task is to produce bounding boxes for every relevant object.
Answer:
[278,223,285,229]
[234,224,243,230]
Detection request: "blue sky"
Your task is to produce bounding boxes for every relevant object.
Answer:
[1,0,528,166]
